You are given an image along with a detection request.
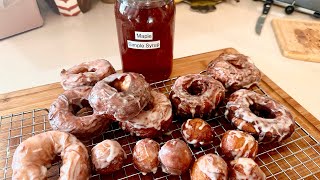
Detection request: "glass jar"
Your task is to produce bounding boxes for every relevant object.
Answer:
[114,0,175,83]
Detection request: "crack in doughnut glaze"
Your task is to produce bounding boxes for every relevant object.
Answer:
[48,86,112,140]
[120,91,172,138]
[12,131,90,180]
[190,153,228,180]
[170,74,225,120]
[206,53,261,91]
[89,72,152,121]
[225,89,295,143]
[60,59,115,90]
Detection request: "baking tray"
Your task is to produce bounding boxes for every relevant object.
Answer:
[0,76,320,180]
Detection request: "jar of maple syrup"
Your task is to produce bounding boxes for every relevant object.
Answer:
[115,0,175,83]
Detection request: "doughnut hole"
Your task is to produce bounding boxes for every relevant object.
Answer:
[185,80,207,96]
[75,67,97,73]
[229,61,244,69]
[111,76,131,92]
[249,103,276,119]
[70,99,94,117]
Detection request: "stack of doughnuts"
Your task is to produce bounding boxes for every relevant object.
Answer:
[49,59,173,140]
[12,52,297,179]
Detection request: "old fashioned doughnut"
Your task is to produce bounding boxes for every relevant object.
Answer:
[120,91,172,138]
[159,139,192,175]
[220,130,258,160]
[12,131,90,180]
[133,138,160,175]
[48,86,112,140]
[206,53,261,91]
[89,72,152,121]
[170,74,225,119]
[225,89,295,143]
[190,153,228,180]
[181,118,214,147]
[61,59,115,90]
[91,140,127,174]
[229,158,266,180]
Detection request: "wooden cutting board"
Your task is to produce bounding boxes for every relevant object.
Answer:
[272,18,320,63]
[1,48,320,180]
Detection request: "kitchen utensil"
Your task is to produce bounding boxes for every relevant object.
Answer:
[255,0,273,35]
[272,18,320,63]
[255,0,320,18]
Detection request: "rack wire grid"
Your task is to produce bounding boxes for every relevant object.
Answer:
[1,76,320,180]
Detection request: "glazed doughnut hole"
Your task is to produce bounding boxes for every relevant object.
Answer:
[91,140,127,174]
[158,139,192,175]
[132,138,160,175]
[229,158,266,180]
[181,118,214,147]
[220,130,258,160]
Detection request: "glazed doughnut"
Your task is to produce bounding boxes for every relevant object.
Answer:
[61,59,115,90]
[12,131,90,180]
[170,74,225,119]
[181,118,214,147]
[229,158,266,180]
[159,139,192,175]
[132,138,160,175]
[48,86,112,140]
[89,72,152,121]
[206,53,261,91]
[91,140,127,174]
[225,89,295,143]
[190,153,228,180]
[220,130,258,160]
[120,90,172,138]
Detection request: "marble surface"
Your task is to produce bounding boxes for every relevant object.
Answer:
[0,0,319,120]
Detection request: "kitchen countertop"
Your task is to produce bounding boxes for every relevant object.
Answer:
[0,0,319,120]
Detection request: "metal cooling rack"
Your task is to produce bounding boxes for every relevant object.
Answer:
[1,76,320,180]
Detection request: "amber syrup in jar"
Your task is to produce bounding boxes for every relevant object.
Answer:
[115,0,175,83]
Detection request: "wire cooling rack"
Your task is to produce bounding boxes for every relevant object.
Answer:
[1,76,320,180]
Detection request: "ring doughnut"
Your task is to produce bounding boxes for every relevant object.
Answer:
[225,89,295,143]
[89,72,152,121]
[49,86,112,140]
[61,59,115,90]
[170,74,225,119]
[12,131,90,180]
[206,53,261,91]
[120,90,172,138]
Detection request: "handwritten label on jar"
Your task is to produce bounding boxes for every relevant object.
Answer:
[127,40,160,49]
[135,31,153,40]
